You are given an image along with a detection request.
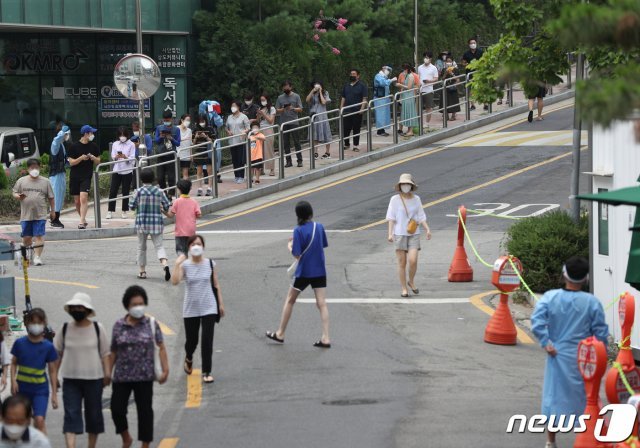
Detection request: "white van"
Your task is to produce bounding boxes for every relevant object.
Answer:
[0,127,40,177]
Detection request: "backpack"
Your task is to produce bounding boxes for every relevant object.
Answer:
[198,100,224,128]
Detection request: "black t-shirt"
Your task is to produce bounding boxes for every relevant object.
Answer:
[463,48,484,73]
[68,141,100,179]
[341,81,368,112]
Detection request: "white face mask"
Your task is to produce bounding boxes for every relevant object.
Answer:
[400,184,412,194]
[261,100,267,107]
[27,324,44,336]
[383,69,390,77]
[3,424,27,441]
[199,122,206,127]
[88,134,95,142]
[129,305,146,320]
[119,136,127,143]
[470,43,477,50]
[446,62,453,67]
[64,133,71,141]
[28,169,39,178]
[183,120,191,127]
[245,100,252,106]
[231,106,239,114]
[189,245,204,257]
[252,127,260,134]
[133,131,140,137]
[424,58,430,64]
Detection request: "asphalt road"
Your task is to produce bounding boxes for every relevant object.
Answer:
[7,103,587,447]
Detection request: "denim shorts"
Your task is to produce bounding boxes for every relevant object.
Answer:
[62,378,105,434]
[20,220,46,238]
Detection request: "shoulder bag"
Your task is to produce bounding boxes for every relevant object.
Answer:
[287,222,317,280]
[400,195,418,234]
[149,317,163,382]
[209,259,221,323]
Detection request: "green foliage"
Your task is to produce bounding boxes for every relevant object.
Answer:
[0,190,19,223]
[0,166,8,190]
[505,210,589,292]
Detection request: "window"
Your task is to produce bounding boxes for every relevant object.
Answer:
[598,188,609,256]
[18,133,37,158]
[2,135,19,159]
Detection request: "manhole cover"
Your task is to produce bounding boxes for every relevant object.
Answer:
[322,398,379,406]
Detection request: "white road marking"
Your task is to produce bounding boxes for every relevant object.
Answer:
[297,298,470,304]
[452,130,588,147]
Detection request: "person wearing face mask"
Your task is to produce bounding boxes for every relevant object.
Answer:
[442,56,462,121]
[110,285,169,448]
[225,100,251,184]
[130,121,153,159]
[248,125,266,183]
[192,114,219,195]
[48,122,70,228]
[373,65,397,137]
[275,81,304,168]
[306,80,333,159]
[396,63,419,138]
[153,110,181,200]
[418,51,440,128]
[10,308,58,435]
[53,293,110,448]
[106,127,136,220]
[0,395,51,447]
[462,37,485,111]
[386,174,431,297]
[12,158,55,266]
[177,114,193,182]
[67,125,101,229]
[240,92,259,126]
[172,235,225,384]
[256,94,277,176]
[340,69,368,152]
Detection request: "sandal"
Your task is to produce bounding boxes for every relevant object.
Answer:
[78,223,87,230]
[137,271,147,279]
[408,283,419,294]
[265,331,284,344]
[202,373,214,383]
[164,266,171,282]
[313,341,331,349]
[184,357,193,375]
[401,292,409,298]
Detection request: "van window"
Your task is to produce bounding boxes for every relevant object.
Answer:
[2,135,19,160]
[18,133,36,158]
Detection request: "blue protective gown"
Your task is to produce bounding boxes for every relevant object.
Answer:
[373,72,393,131]
[531,289,609,418]
[49,131,67,212]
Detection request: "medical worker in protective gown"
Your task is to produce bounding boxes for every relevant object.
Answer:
[531,256,609,448]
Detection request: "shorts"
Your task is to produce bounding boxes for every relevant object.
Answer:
[20,389,49,417]
[69,176,91,195]
[251,159,263,169]
[421,92,434,109]
[394,234,421,251]
[175,236,189,256]
[528,86,547,99]
[293,276,327,291]
[20,220,46,238]
[62,378,105,435]
[180,160,192,169]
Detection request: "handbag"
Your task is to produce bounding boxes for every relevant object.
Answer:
[287,222,317,280]
[400,195,418,235]
[149,317,163,382]
[209,259,221,323]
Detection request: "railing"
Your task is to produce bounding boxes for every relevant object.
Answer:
[91,68,575,228]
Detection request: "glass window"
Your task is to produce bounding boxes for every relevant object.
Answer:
[40,76,98,133]
[2,135,19,159]
[18,133,37,158]
[598,188,609,256]
[0,76,40,129]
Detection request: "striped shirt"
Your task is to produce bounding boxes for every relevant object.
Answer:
[11,337,58,391]
[182,258,218,318]
[130,184,170,235]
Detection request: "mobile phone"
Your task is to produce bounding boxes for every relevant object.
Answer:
[117,151,123,155]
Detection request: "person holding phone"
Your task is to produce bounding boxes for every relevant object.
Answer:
[193,115,219,195]
[107,127,136,220]
[67,125,101,229]
[417,51,439,128]
[306,81,332,159]
[275,81,304,168]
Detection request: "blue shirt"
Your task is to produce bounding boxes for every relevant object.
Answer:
[11,337,58,392]
[292,221,328,278]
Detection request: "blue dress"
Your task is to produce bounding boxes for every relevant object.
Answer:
[531,289,609,418]
[400,73,418,129]
[373,72,393,131]
[49,131,67,212]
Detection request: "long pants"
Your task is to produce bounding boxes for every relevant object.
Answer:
[111,381,153,443]
[282,123,302,164]
[108,173,133,212]
[343,112,363,146]
[156,160,176,198]
[50,172,66,212]
[230,143,246,179]
[184,314,216,374]
[137,232,167,267]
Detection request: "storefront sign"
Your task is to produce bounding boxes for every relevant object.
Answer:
[163,77,177,117]
[157,46,186,70]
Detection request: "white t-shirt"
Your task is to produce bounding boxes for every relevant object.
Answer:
[0,340,10,367]
[178,127,193,161]
[53,321,110,380]
[418,64,439,94]
[386,194,427,236]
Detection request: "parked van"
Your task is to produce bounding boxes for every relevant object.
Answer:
[0,127,40,178]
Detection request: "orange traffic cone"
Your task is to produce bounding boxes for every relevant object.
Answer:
[448,206,473,282]
[484,293,517,345]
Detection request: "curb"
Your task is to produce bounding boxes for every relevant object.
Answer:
[2,90,575,242]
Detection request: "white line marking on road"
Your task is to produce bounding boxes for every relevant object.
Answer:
[197,229,353,234]
[297,298,470,304]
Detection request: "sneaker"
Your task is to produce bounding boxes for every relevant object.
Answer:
[545,443,557,448]
[528,110,534,123]
[284,162,293,168]
[353,147,360,152]
[470,105,476,111]
[50,220,64,229]
[206,188,212,196]
[381,132,390,137]
[106,211,112,219]
[197,189,203,197]
[121,212,128,219]
[497,99,503,105]
[33,256,43,266]
[321,153,331,159]
[296,161,303,167]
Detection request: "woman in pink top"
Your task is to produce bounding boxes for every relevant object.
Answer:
[167,179,202,255]
[107,127,136,220]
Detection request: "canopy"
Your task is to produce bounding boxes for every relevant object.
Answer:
[577,186,640,207]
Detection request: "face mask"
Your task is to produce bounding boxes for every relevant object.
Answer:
[245,100,252,105]
[133,131,140,137]
[129,305,146,320]
[424,58,430,64]
[470,43,477,50]
[383,69,390,77]
[189,245,204,257]
[446,62,453,67]
[3,424,27,441]
[400,184,412,194]
[442,55,447,61]
[199,122,206,127]
[231,106,239,114]
[88,134,95,142]
[69,310,87,322]
[64,133,71,141]
[183,120,191,127]
[27,324,44,336]
[28,169,39,178]
[163,121,172,126]
[119,136,127,143]
[261,100,267,107]
[252,127,260,134]
[349,76,357,82]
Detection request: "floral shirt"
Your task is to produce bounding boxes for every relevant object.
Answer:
[111,316,163,383]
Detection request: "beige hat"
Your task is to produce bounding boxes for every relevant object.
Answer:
[64,292,96,317]
[396,173,417,191]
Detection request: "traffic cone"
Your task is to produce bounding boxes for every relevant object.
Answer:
[484,293,517,345]
[448,206,473,282]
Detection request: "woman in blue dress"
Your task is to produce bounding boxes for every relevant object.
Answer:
[398,63,418,138]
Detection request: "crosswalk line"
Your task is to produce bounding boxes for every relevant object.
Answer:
[452,130,588,147]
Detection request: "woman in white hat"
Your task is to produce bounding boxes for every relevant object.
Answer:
[53,292,111,448]
[386,173,431,297]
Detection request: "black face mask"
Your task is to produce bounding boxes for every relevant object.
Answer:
[283,89,291,94]
[350,76,357,82]
[69,310,88,322]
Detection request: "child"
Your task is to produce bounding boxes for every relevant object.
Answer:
[167,179,202,256]
[249,125,265,184]
[11,308,59,434]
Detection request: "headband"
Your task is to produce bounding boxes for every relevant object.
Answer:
[562,264,588,284]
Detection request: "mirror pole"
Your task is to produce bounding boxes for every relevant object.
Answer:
[135,0,145,135]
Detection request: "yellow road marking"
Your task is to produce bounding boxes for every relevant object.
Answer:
[15,277,99,289]
[185,369,202,408]
[470,291,535,344]
[158,438,180,448]
[146,314,176,336]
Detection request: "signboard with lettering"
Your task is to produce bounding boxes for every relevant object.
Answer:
[153,36,187,75]
[1,37,94,75]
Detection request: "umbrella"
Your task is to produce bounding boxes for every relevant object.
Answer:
[578,183,640,289]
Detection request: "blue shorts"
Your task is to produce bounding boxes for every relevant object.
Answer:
[20,220,46,238]
[20,389,50,417]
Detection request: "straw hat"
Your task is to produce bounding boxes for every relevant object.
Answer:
[64,292,96,317]
[395,173,417,191]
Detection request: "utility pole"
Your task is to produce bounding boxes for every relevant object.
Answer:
[414,0,418,69]
[570,54,585,222]
[135,0,146,151]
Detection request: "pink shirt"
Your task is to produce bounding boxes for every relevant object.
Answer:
[171,197,201,237]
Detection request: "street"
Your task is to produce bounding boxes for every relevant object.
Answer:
[12,103,588,447]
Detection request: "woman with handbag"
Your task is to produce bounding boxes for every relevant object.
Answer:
[386,173,431,297]
[171,234,225,384]
[266,201,331,348]
[110,285,169,448]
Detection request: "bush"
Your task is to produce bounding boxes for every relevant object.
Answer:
[0,189,19,224]
[504,210,589,293]
[0,165,8,190]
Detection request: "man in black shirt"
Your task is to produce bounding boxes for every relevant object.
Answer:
[462,37,485,111]
[340,69,368,152]
[67,125,101,229]
[241,92,259,126]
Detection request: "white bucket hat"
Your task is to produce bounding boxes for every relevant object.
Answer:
[64,292,96,317]
[396,173,417,191]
